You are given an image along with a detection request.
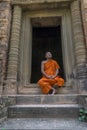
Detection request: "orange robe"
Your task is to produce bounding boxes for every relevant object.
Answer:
[38,59,64,94]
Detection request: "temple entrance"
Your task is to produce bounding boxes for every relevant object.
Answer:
[31,26,64,83]
[20,12,74,86]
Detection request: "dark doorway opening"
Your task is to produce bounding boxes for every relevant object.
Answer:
[31,26,64,83]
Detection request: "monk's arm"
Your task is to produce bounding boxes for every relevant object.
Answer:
[51,68,59,79]
[41,61,50,78]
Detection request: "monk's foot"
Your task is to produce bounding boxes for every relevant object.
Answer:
[52,88,56,95]
[48,89,53,94]
[48,88,56,95]
[53,85,58,94]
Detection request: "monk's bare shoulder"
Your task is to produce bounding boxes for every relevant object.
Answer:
[41,60,47,72]
[41,60,47,65]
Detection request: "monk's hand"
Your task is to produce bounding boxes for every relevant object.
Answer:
[45,74,51,79]
[48,75,54,79]
[50,75,57,79]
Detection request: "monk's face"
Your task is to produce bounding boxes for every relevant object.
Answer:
[45,52,52,59]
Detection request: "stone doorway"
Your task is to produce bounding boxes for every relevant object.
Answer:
[31,26,64,83]
[19,10,75,87]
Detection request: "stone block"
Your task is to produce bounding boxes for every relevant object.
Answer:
[3,81,17,95]
[78,79,87,94]
[78,95,87,109]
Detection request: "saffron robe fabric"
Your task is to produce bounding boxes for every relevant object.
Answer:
[38,59,64,94]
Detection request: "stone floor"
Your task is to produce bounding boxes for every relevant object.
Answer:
[0,118,87,130]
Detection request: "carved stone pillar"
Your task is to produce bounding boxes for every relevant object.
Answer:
[4,6,22,94]
[7,5,22,80]
[19,15,32,86]
[71,0,87,94]
[81,0,87,49]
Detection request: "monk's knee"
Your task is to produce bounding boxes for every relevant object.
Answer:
[38,79,43,86]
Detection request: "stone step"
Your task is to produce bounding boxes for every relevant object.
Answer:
[0,118,87,130]
[18,83,78,95]
[16,94,78,105]
[8,104,81,118]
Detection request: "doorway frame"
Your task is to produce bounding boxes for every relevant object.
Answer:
[31,26,64,83]
[19,9,75,86]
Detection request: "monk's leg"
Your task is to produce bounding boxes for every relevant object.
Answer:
[38,78,53,94]
[54,77,64,87]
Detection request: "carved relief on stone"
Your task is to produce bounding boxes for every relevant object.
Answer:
[0,1,11,95]
[3,80,17,95]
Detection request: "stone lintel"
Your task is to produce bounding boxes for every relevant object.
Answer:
[11,0,73,11]
[1,0,11,2]
[11,0,74,5]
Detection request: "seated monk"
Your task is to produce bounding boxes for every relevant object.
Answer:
[38,52,64,95]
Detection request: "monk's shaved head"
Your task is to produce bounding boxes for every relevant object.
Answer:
[45,52,52,59]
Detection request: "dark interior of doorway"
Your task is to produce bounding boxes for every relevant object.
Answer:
[31,26,65,83]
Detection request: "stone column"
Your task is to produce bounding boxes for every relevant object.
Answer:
[19,15,32,86]
[81,0,87,50]
[4,6,22,94]
[62,11,75,84]
[71,0,87,94]
[0,1,11,95]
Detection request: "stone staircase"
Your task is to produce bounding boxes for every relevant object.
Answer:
[7,83,82,128]
[1,84,85,129]
[8,94,81,119]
